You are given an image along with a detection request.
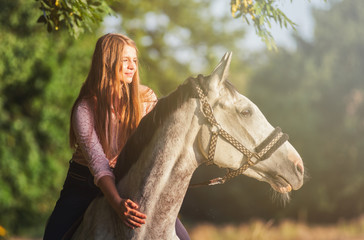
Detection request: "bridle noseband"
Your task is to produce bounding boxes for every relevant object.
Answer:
[189,80,289,188]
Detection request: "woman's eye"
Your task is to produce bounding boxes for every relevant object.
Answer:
[240,109,251,117]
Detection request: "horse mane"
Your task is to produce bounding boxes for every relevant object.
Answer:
[114,78,196,183]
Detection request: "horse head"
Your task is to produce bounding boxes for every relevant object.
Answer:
[195,52,304,197]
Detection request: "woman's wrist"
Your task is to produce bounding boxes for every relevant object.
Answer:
[98,176,122,211]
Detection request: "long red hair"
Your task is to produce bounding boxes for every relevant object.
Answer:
[70,33,142,159]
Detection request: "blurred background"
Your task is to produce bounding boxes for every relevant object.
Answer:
[1,0,364,239]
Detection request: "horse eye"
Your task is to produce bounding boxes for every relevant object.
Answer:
[240,109,251,117]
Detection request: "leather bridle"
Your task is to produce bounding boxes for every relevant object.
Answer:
[190,79,289,188]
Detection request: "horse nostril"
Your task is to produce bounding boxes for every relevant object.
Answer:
[296,163,304,175]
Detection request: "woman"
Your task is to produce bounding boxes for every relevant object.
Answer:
[43,33,190,240]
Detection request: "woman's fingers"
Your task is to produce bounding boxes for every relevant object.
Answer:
[123,213,144,228]
[121,199,147,228]
[128,211,146,224]
[123,209,146,226]
[127,217,143,228]
[125,199,139,209]
[123,201,147,220]
[123,220,135,229]
[129,209,147,220]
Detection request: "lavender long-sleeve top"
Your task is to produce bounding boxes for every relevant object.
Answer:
[70,86,157,186]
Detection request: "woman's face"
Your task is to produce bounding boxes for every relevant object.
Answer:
[120,45,137,84]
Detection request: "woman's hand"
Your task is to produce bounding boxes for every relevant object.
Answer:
[97,176,147,229]
[119,198,147,229]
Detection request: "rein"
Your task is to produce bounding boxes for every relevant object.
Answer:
[189,80,289,188]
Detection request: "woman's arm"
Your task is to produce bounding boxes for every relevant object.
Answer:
[72,99,114,183]
[72,99,146,228]
[97,175,146,228]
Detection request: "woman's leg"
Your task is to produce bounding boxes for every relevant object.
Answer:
[175,217,191,240]
[43,161,100,240]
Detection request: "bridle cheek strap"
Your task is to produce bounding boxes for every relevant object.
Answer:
[189,80,289,188]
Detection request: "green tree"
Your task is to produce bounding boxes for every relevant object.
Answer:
[230,0,297,49]
[0,0,98,235]
[36,0,304,49]
[36,0,112,37]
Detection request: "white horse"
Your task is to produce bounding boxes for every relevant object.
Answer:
[71,52,304,239]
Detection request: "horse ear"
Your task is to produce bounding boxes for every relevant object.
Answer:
[210,52,232,84]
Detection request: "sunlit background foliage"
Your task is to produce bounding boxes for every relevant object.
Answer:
[0,0,363,238]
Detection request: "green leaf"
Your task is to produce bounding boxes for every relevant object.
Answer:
[37,15,47,23]
[89,1,102,6]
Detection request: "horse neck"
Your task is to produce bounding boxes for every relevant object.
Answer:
[117,98,200,239]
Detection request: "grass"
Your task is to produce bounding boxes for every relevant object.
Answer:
[188,216,364,240]
[5,215,364,240]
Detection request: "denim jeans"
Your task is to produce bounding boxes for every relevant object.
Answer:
[43,160,100,240]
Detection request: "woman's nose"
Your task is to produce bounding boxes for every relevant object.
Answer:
[128,61,135,69]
